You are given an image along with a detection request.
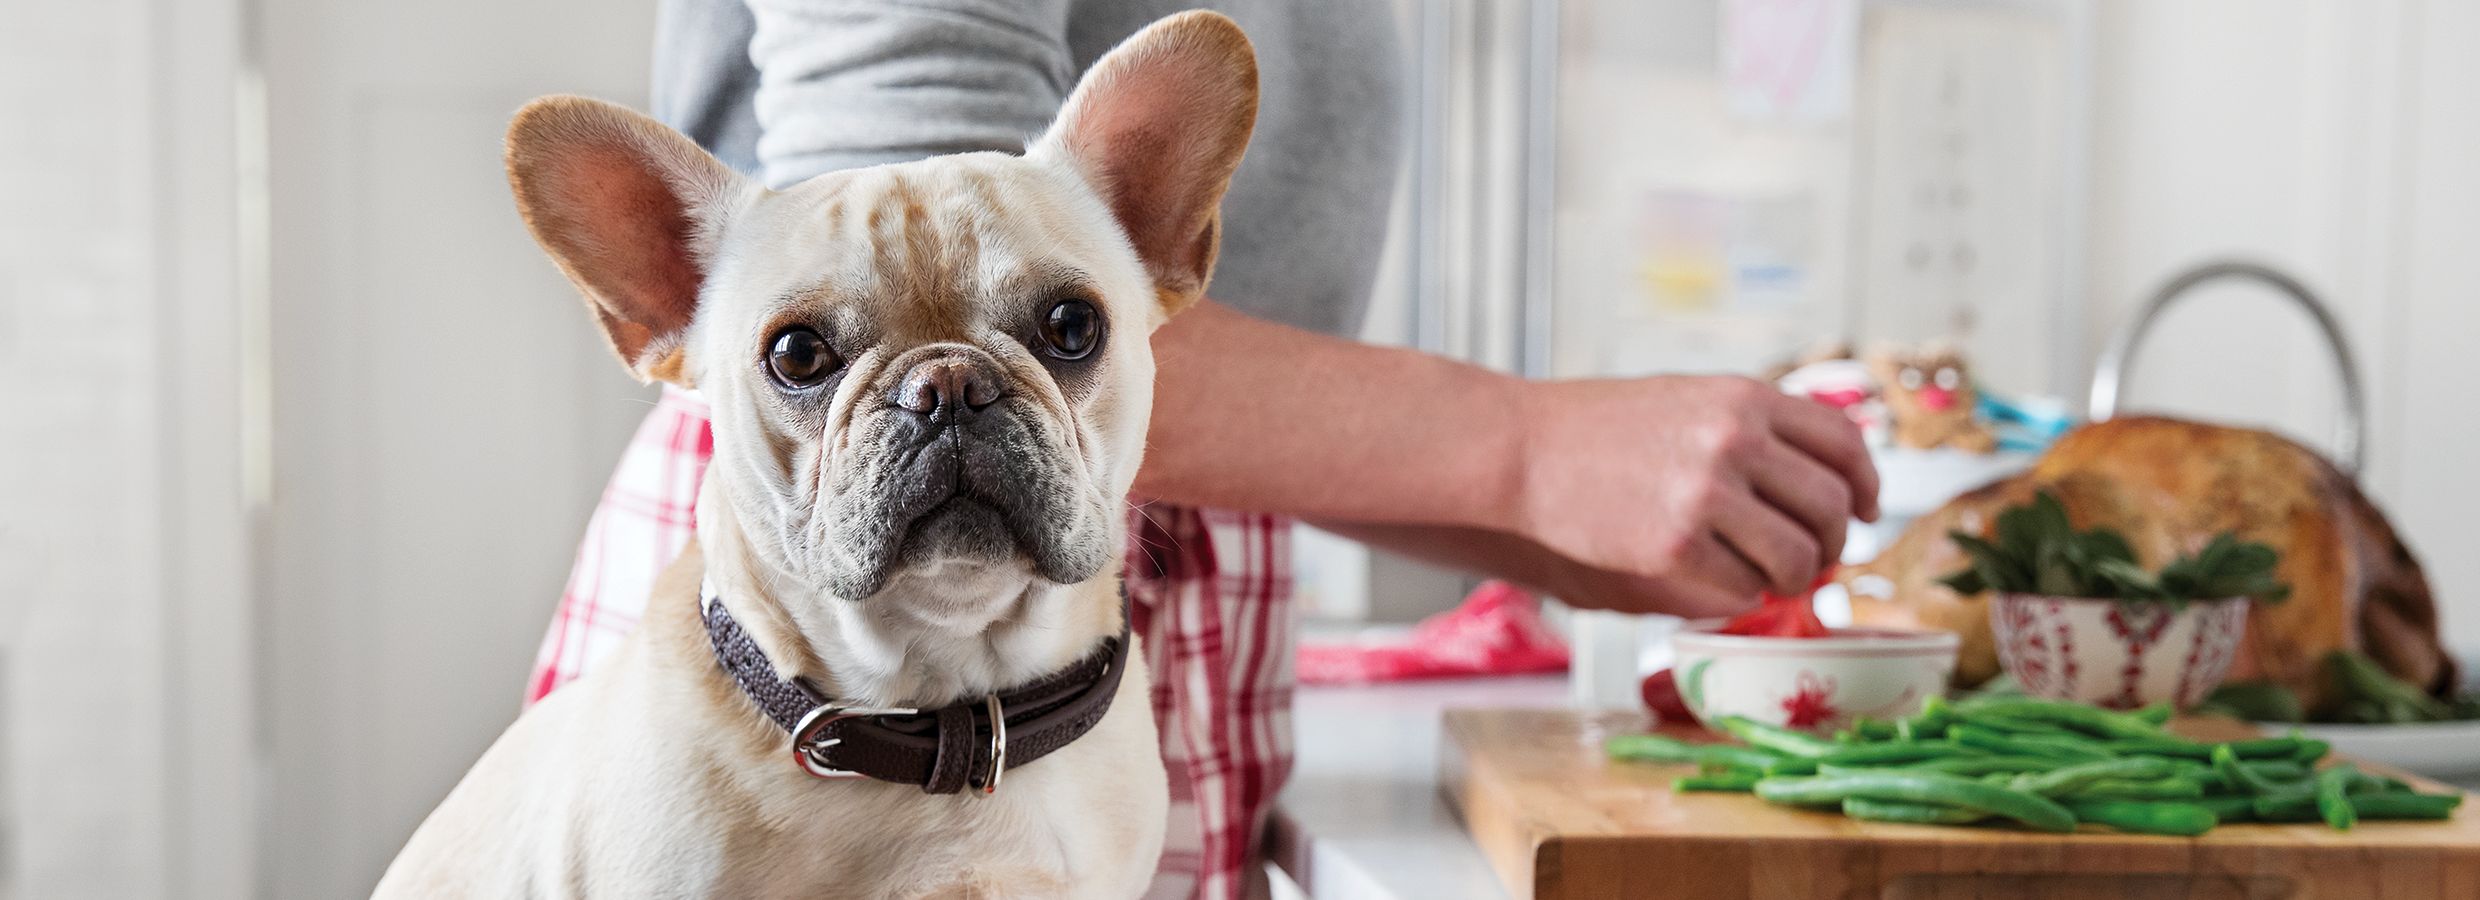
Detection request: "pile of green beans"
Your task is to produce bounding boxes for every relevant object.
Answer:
[1603,695,2464,836]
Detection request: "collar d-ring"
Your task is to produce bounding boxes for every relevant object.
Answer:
[979,693,1008,796]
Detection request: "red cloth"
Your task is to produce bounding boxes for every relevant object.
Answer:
[1296,581,1570,684]
[528,386,1294,900]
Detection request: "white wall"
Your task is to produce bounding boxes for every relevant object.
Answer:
[256,0,656,896]
[2085,0,2369,448]
[2,0,264,894]
[1,0,172,895]
[2083,0,2480,653]
[2389,0,2480,656]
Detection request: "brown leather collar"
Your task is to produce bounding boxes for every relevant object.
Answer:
[701,581,1130,795]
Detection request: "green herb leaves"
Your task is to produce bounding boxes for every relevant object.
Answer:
[1939,491,2288,606]
[2156,533,2292,604]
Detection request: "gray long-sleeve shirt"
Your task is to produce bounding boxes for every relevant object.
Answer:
[651,0,1403,337]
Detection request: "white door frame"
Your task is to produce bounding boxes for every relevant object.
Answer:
[151,0,262,894]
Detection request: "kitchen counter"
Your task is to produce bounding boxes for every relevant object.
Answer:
[1265,675,1568,899]
[1265,675,2480,899]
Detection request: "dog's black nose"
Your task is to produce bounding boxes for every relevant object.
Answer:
[894,356,1003,424]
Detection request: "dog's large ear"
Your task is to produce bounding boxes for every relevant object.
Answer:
[505,95,746,385]
[1032,11,1258,317]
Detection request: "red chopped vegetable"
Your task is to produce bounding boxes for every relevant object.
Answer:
[1716,568,1835,638]
[1639,667,1693,721]
[1718,598,1831,637]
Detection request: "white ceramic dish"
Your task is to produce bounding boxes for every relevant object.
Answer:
[2266,720,2480,780]
[1671,623,1958,733]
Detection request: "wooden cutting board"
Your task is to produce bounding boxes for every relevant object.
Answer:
[1440,708,2480,899]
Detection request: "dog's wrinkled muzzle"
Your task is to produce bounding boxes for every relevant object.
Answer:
[814,346,1106,599]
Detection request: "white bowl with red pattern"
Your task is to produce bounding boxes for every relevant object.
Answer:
[1988,593,2250,710]
[1671,624,1958,733]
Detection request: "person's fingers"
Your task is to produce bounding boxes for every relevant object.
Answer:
[1767,392,1882,522]
[1676,533,1768,602]
[1747,437,1852,570]
[1641,575,1762,619]
[1575,569,1756,619]
[1535,526,1760,617]
[1713,487,1824,597]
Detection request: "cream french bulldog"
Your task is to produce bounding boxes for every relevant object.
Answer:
[373,11,1257,898]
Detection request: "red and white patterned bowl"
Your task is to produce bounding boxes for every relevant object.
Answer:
[1671,624,1958,733]
[1988,593,2250,710]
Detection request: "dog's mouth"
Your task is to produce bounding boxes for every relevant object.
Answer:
[886,466,1020,568]
[817,405,1107,598]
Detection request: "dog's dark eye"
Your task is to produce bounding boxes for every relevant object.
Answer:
[1040,299,1103,360]
[766,328,839,388]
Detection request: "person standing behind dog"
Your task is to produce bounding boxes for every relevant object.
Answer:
[525,2,1879,897]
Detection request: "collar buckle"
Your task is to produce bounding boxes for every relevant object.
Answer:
[976,694,1008,796]
[790,703,917,779]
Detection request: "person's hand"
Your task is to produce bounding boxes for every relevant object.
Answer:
[1506,374,1879,615]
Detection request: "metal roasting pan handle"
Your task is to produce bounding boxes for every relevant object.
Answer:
[2086,259,2368,476]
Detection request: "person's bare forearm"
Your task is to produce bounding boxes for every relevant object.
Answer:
[1136,300,1527,530]
[1137,299,1877,615]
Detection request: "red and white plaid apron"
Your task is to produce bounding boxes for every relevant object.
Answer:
[527,387,1295,900]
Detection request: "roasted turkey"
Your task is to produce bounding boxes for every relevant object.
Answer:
[1843,416,2453,714]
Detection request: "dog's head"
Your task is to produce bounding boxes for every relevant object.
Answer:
[505,12,1256,603]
